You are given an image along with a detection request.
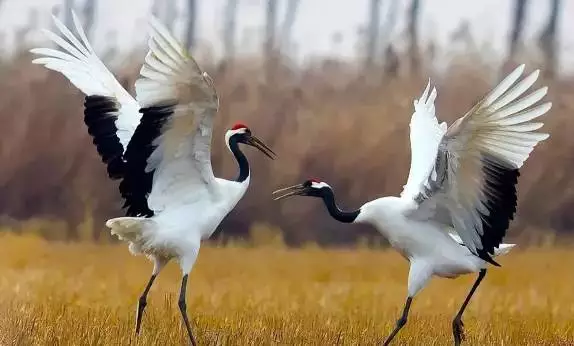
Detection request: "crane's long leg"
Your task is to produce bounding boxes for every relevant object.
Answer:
[452,269,487,346]
[178,274,197,346]
[382,260,430,345]
[135,273,157,335]
[382,297,413,346]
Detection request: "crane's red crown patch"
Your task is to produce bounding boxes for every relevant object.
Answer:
[232,123,248,130]
[309,178,321,183]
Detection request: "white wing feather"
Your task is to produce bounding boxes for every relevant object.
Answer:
[406,65,551,257]
[401,80,448,200]
[136,16,220,211]
[30,11,141,150]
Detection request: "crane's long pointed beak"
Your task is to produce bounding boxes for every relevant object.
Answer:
[272,183,306,201]
[247,135,276,160]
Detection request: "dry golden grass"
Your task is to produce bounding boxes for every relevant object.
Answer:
[0,234,573,345]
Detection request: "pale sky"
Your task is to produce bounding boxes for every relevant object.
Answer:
[2,0,573,74]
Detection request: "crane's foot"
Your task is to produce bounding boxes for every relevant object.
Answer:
[452,317,465,345]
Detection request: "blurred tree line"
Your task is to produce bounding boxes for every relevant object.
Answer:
[37,0,565,79]
[0,0,569,245]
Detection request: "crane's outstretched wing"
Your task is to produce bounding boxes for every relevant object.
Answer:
[30,11,141,179]
[405,65,551,265]
[120,15,220,215]
[401,80,448,200]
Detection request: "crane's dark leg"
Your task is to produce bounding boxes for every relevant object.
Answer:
[382,297,413,346]
[135,273,157,335]
[178,274,197,346]
[452,269,487,346]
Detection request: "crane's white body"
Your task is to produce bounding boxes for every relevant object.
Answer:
[31,13,250,275]
[356,197,513,296]
[108,177,249,273]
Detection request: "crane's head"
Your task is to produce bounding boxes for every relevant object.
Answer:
[272,178,332,201]
[225,122,276,159]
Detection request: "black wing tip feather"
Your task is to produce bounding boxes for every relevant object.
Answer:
[83,95,126,180]
[477,154,520,265]
[83,96,178,218]
[477,250,501,267]
[120,102,176,218]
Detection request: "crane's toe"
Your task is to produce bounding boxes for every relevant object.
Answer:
[452,318,465,345]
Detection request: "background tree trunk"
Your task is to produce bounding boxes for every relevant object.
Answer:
[379,0,399,77]
[538,0,561,77]
[264,0,278,83]
[509,0,528,58]
[364,0,381,71]
[407,0,421,74]
[222,0,238,60]
[185,0,197,51]
[280,0,301,53]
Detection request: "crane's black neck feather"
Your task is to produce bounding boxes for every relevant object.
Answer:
[320,188,360,223]
[229,136,250,182]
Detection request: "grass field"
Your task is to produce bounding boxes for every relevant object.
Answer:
[0,234,573,345]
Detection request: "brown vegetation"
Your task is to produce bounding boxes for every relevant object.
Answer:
[0,50,573,244]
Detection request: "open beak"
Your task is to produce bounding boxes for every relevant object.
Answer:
[272,183,308,201]
[246,135,276,160]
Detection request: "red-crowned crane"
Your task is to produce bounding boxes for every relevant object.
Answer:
[31,13,275,345]
[273,65,550,345]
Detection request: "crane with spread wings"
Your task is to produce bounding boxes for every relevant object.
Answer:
[273,64,550,345]
[31,13,275,345]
